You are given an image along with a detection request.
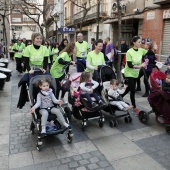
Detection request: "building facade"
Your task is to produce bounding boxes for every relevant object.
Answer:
[44,0,64,43]
[10,1,39,41]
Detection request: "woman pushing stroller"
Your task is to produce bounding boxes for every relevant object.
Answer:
[30,78,72,134]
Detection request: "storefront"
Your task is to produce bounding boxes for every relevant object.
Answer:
[161,9,170,61]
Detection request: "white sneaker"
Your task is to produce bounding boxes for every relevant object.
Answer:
[157,116,165,124]
[41,127,46,134]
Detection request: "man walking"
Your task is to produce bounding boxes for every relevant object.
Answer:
[73,33,90,72]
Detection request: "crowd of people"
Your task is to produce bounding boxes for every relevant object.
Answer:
[7,32,170,127]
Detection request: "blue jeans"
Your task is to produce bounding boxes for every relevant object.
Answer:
[76,58,86,72]
[81,93,100,104]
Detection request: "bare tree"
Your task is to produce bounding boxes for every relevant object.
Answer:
[68,0,92,32]
[0,0,15,58]
[11,0,57,38]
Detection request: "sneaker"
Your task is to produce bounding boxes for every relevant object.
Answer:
[157,116,165,124]
[142,93,149,97]
[132,108,140,116]
[135,88,141,91]
[92,102,98,108]
[41,127,46,134]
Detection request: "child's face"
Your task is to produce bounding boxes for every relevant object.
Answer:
[166,76,170,83]
[40,82,49,91]
[111,84,118,90]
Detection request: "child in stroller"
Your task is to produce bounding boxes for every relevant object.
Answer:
[79,72,105,108]
[30,78,72,134]
[108,79,133,111]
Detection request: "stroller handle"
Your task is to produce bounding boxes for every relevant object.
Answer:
[62,62,85,71]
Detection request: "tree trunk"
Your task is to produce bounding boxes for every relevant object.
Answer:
[2,16,8,58]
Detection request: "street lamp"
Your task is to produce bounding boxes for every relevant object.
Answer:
[53,13,59,42]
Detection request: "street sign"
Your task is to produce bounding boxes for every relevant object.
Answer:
[58,27,75,34]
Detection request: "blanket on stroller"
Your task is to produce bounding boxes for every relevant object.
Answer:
[148,89,170,119]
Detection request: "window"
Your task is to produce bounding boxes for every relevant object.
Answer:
[14,26,22,31]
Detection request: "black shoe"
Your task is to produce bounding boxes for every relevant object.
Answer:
[92,102,98,108]
[135,88,141,91]
[142,93,149,97]
[99,100,105,107]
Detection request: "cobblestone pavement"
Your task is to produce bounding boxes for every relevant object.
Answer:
[0,61,169,170]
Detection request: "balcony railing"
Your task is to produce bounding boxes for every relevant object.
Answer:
[73,3,108,24]
[153,0,170,4]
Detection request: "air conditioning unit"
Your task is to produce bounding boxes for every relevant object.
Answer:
[112,2,126,14]
[112,2,118,13]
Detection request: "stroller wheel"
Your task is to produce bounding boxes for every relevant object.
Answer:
[36,143,41,151]
[30,122,35,134]
[64,107,72,122]
[128,116,132,123]
[109,120,114,127]
[166,126,170,135]
[67,133,73,143]
[124,117,129,124]
[113,120,118,127]
[139,111,149,124]
[99,119,104,128]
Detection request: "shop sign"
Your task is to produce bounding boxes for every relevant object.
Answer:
[58,27,75,34]
[163,9,170,19]
[147,11,155,20]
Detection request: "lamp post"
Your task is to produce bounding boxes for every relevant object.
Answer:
[53,13,59,42]
[96,0,100,40]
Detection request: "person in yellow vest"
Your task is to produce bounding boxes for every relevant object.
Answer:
[43,41,52,70]
[13,38,26,75]
[51,42,59,63]
[73,33,90,72]
[50,43,76,101]
[86,40,106,81]
[23,33,49,74]
[8,41,15,61]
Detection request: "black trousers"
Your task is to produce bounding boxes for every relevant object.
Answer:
[137,69,151,93]
[15,57,23,73]
[9,52,14,60]
[81,93,101,104]
[55,74,66,99]
[122,77,137,108]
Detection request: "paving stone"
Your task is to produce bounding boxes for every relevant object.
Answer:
[58,164,69,170]
[98,160,110,168]
[9,151,33,169]
[69,161,78,168]
[79,159,89,165]
[89,157,99,164]
[76,167,86,170]
[10,148,19,154]
[72,155,83,161]
[88,163,98,170]
[81,153,91,159]
[60,157,71,164]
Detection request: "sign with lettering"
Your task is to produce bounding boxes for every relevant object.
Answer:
[58,27,75,34]
[147,11,155,20]
[163,9,170,19]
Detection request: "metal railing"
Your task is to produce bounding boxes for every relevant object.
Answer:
[73,3,108,24]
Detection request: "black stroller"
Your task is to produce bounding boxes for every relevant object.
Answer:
[99,65,132,127]
[26,73,73,151]
[60,63,105,131]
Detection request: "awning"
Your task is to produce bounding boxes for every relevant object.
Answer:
[103,14,144,24]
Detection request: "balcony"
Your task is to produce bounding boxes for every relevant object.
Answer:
[153,0,170,4]
[74,3,108,25]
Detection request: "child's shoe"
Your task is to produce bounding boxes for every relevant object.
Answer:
[41,126,46,134]
[92,102,98,108]
[132,108,140,116]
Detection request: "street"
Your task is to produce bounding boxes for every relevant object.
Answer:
[0,61,169,170]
